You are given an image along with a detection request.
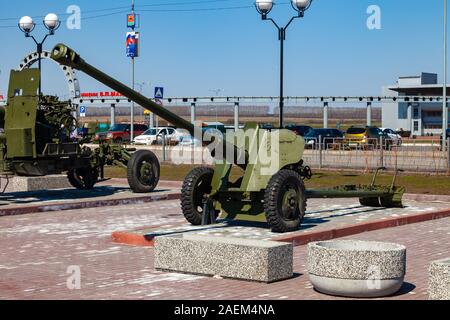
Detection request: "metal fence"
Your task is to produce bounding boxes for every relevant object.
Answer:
[302,137,450,174]
[133,137,450,174]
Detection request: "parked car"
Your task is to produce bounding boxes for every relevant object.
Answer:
[260,123,274,130]
[170,129,191,145]
[396,129,412,138]
[304,128,344,148]
[133,128,159,145]
[380,128,402,146]
[344,126,391,149]
[105,124,148,143]
[202,122,226,134]
[439,129,450,149]
[94,131,108,142]
[134,127,188,145]
[179,135,202,147]
[83,123,110,142]
[285,124,313,137]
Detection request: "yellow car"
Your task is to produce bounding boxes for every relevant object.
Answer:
[344,126,391,149]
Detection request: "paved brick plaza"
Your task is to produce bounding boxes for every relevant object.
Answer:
[0,197,449,300]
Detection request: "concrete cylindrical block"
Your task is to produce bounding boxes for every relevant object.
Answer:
[429,258,450,300]
[308,240,406,298]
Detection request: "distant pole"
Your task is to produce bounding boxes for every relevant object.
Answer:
[110,103,116,126]
[130,0,136,142]
[210,89,223,123]
[323,102,328,129]
[191,102,196,124]
[444,0,448,151]
[367,101,372,126]
[234,102,239,131]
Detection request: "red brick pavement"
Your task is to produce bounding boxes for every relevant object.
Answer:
[0,199,449,300]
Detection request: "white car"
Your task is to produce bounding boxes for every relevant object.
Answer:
[179,136,203,147]
[133,128,159,145]
[170,129,190,145]
[380,128,402,146]
[133,127,188,146]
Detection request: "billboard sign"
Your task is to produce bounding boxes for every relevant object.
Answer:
[126,32,140,58]
[80,91,124,98]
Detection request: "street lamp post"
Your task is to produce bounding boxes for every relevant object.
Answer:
[19,14,61,100]
[444,0,448,151]
[255,0,313,128]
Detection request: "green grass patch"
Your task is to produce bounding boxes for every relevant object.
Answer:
[104,164,450,196]
[307,171,450,195]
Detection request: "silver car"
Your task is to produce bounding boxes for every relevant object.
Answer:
[380,128,402,146]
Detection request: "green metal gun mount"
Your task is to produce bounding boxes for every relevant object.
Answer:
[0,68,160,193]
[51,43,405,233]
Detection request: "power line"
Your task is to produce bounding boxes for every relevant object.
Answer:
[0,0,246,21]
[0,4,255,28]
[81,10,132,21]
[0,5,130,21]
[0,1,291,28]
[137,5,253,13]
[138,0,247,7]
[0,10,132,28]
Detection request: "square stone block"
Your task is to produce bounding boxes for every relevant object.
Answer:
[2,175,72,193]
[429,258,450,300]
[154,234,293,283]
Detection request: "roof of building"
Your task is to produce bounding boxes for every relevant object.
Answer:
[389,84,450,96]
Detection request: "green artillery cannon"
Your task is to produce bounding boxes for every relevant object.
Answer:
[0,68,160,193]
[51,43,405,233]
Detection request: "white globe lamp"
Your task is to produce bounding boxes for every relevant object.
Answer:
[256,0,274,15]
[19,16,35,35]
[44,13,60,33]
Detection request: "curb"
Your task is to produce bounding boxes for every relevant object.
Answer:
[111,208,450,248]
[274,208,450,246]
[404,193,450,203]
[112,231,156,247]
[0,192,181,217]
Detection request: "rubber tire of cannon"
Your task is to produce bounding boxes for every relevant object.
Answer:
[181,167,214,226]
[67,168,98,190]
[264,169,307,233]
[127,150,160,193]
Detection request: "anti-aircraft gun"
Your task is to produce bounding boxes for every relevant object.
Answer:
[51,43,405,233]
[0,68,160,193]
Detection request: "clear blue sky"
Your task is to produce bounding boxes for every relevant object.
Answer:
[0,0,446,99]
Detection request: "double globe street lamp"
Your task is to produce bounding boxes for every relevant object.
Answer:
[255,0,313,128]
[19,14,61,99]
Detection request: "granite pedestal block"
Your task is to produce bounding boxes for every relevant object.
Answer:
[154,234,293,283]
[1,175,72,193]
[308,240,406,298]
[429,258,450,300]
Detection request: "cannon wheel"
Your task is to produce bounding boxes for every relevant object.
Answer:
[127,150,160,193]
[181,167,214,226]
[67,168,98,190]
[264,169,307,233]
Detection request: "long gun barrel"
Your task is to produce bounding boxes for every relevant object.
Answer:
[51,44,195,136]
